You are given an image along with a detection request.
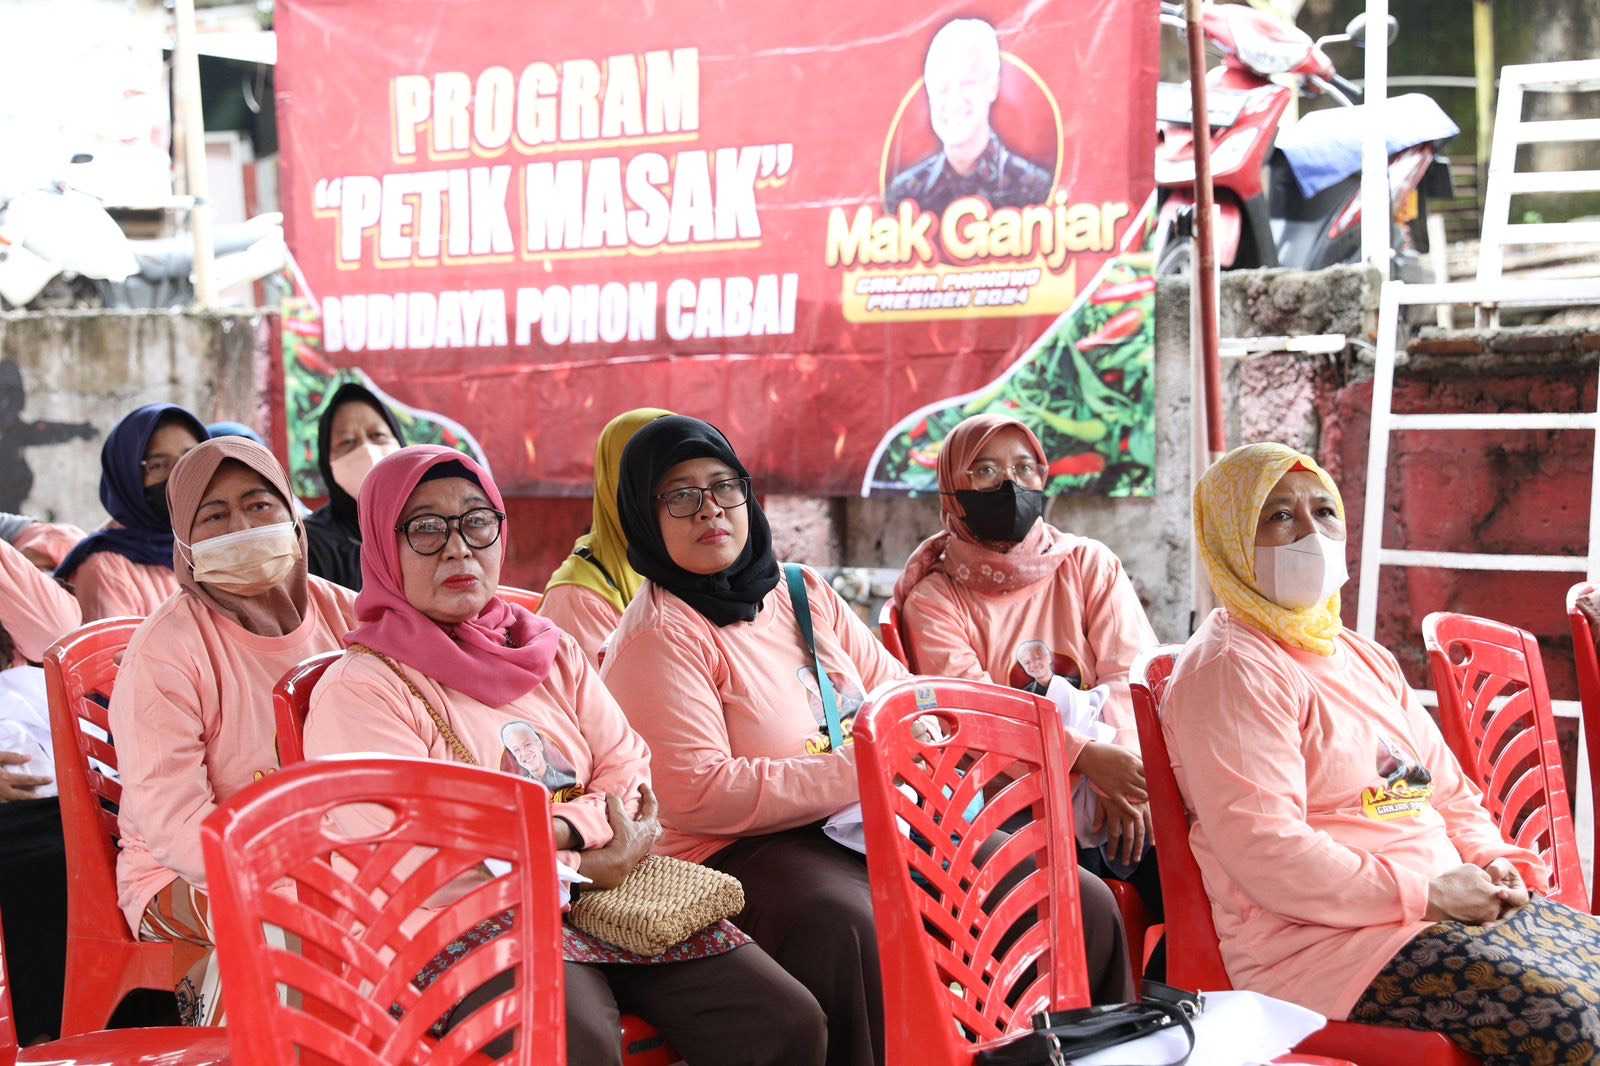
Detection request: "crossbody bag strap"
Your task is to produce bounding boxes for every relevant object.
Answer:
[574,545,622,593]
[785,564,843,753]
[349,643,479,767]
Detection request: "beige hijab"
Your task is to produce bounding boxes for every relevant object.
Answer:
[166,437,309,637]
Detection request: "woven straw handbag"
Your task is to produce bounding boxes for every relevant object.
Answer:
[352,643,746,956]
[568,853,744,956]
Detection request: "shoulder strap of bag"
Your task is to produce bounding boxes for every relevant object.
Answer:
[574,545,622,593]
[785,564,843,753]
[349,643,479,766]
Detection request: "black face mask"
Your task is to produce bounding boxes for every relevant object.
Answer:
[143,481,171,525]
[953,480,1044,543]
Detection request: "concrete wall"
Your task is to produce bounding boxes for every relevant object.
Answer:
[0,309,271,525]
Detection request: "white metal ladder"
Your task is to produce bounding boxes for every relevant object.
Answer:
[1475,60,1600,326]
[1356,60,1600,893]
[1358,58,1600,642]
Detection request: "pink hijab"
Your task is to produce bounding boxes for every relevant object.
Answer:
[346,445,560,706]
[892,414,1079,607]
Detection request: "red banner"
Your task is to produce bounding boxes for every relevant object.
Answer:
[277,0,1158,496]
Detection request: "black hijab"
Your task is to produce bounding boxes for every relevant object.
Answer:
[617,416,779,627]
[304,382,406,590]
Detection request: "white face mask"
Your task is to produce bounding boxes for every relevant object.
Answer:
[182,522,301,597]
[330,442,397,499]
[1253,531,1348,610]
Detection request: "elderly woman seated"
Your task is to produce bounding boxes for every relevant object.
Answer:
[304,444,824,1066]
[1164,442,1600,1066]
[111,438,358,1025]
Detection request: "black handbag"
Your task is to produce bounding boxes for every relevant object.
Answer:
[976,982,1201,1066]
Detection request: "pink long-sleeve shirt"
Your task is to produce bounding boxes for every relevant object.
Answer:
[602,566,910,864]
[111,577,357,934]
[539,584,622,667]
[901,536,1157,755]
[71,549,180,622]
[1162,608,1549,1020]
[304,630,651,870]
[0,537,82,665]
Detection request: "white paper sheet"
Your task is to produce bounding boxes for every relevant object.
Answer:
[1065,991,1325,1066]
[481,857,590,909]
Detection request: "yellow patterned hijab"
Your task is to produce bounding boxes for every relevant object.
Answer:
[543,407,674,613]
[1194,442,1346,656]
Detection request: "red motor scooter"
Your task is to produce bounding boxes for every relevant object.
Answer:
[1154,3,1456,277]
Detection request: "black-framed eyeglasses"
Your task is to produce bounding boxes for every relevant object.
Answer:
[396,507,506,556]
[656,476,751,519]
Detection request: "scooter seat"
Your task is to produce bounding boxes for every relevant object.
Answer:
[1276,93,1457,200]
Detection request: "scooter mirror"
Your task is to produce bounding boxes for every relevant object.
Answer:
[69,153,94,165]
[1346,12,1399,48]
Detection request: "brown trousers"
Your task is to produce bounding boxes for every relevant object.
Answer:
[566,947,825,1065]
[706,826,1134,1066]
[446,943,826,1064]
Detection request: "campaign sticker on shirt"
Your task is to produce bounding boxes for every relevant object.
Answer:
[1361,734,1434,821]
[799,665,866,754]
[499,721,585,803]
[1007,639,1082,695]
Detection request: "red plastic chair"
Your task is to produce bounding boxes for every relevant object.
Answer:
[1131,648,1478,1066]
[202,756,563,1065]
[1564,582,1600,912]
[0,903,230,1066]
[870,600,1154,976]
[271,656,675,1066]
[1423,612,1587,910]
[853,678,1091,1065]
[42,617,210,1037]
[497,586,543,613]
[877,601,910,669]
[272,651,342,766]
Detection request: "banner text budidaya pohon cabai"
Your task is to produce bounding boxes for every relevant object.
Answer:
[276,1,1158,497]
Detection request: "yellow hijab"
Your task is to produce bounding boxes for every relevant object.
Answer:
[1194,442,1346,656]
[543,407,674,613]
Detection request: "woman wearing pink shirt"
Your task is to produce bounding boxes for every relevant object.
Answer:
[57,403,209,620]
[110,437,358,1025]
[304,445,824,1066]
[541,407,674,664]
[892,415,1160,923]
[1166,442,1600,1064]
[0,533,86,1043]
[604,416,1134,1066]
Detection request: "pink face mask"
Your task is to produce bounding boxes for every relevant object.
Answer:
[330,442,396,498]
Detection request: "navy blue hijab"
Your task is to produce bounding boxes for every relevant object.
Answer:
[56,403,208,581]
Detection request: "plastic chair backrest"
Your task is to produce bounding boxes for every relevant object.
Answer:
[1564,582,1600,912]
[273,652,343,766]
[853,678,1089,1066]
[1129,646,1233,992]
[1423,611,1585,908]
[42,618,141,953]
[201,756,565,1066]
[877,601,909,669]
[497,586,543,613]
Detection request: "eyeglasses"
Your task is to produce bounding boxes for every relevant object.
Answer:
[396,507,506,556]
[967,460,1047,489]
[656,476,751,519]
[140,451,194,481]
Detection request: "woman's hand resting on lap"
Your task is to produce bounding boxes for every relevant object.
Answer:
[577,783,661,890]
[1426,863,1517,924]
